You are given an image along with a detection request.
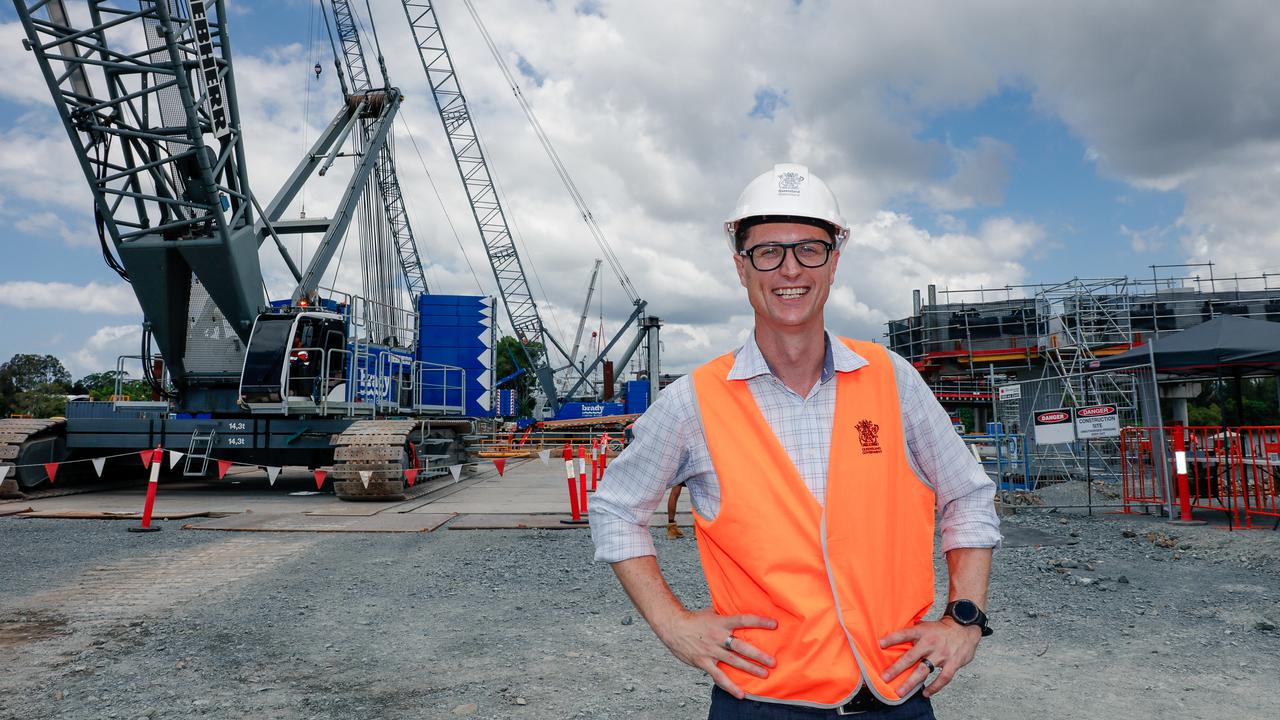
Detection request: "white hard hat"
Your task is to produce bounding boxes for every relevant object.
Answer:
[724,163,849,251]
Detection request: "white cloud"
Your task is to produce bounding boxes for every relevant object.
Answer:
[3,0,1279,377]
[0,281,139,315]
[831,213,1043,335]
[13,212,93,247]
[1121,224,1168,254]
[68,324,143,377]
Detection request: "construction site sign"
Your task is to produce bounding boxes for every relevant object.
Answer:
[1033,408,1076,445]
[998,384,1021,401]
[1075,404,1120,439]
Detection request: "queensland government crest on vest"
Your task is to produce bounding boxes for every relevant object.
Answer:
[855,419,882,454]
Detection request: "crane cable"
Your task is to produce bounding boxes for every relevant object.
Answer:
[396,113,485,295]
[488,165,570,347]
[460,0,640,306]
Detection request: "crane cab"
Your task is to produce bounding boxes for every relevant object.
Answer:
[239,311,348,405]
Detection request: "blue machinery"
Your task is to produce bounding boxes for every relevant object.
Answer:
[963,425,1033,492]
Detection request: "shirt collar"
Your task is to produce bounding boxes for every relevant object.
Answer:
[727,329,869,383]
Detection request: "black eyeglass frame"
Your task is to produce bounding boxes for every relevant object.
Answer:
[737,240,835,272]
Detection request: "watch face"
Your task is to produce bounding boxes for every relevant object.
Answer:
[951,600,980,624]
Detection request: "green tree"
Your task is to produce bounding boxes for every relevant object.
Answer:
[494,336,543,417]
[1187,402,1223,426]
[0,354,72,417]
[78,371,155,401]
[1177,377,1280,426]
[12,385,70,418]
[1,353,70,390]
[79,371,122,401]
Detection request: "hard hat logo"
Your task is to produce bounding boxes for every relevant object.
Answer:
[777,170,805,196]
[725,163,850,252]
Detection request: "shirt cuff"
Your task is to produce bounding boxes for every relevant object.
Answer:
[590,510,658,563]
[939,485,1003,553]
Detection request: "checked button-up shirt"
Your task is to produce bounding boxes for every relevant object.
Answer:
[590,330,1002,563]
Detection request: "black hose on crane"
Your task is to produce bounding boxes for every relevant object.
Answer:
[91,133,129,282]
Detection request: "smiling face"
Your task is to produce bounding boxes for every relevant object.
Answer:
[734,222,840,336]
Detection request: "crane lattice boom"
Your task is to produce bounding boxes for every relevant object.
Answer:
[400,0,559,411]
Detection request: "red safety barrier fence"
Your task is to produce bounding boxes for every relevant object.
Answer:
[1122,425,1280,529]
[1181,425,1247,526]
[1120,427,1166,513]
[1235,427,1280,528]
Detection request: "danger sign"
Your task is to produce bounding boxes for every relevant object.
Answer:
[1033,407,1076,445]
[1075,404,1120,439]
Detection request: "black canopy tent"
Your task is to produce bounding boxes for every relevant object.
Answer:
[1225,347,1280,365]
[1091,315,1280,425]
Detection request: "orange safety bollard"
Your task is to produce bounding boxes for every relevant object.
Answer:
[129,445,165,533]
[589,437,600,492]
[1169,425,1206,526]
[600,433,611,477]
[578,446,589,512]
[560,442,587,525]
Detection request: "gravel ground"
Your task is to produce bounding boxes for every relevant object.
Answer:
[1,498,1278,720]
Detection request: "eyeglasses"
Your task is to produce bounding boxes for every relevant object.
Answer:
[738,240,834,272]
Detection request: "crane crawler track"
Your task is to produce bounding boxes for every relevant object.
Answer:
[329,419,423,501]
[0,419,68,497]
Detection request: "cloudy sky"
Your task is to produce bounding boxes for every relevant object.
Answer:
[1,0,1278,381]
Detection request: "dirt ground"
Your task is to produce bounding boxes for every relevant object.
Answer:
[0,494,1278,719]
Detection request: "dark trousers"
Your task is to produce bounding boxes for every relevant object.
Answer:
[708,686,935,719]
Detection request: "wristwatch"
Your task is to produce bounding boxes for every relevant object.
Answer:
[943,599,992,637]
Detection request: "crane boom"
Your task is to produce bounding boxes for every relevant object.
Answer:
[328,0,428,300]
[400,0,558,412]
[459,0,639,306]
[569,260,603,370]
[13,0,264,404]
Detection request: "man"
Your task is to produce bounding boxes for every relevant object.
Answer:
[590,164,1000,718]
[666,482,685,539]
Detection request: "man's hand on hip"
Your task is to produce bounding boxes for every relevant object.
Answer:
[878,618,981,698]
[656,608,778,700]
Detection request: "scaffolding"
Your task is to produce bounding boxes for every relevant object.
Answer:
[886,264,1280,487]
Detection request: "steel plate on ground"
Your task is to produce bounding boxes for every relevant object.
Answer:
[447,513,589,530]
[184,512,452,533]
[18,510,213,520]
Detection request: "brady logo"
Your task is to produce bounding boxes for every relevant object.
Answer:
[777,170,805,196]
[1036,410,1071,424]
[1077,405,1116,418]
[855,419,882,454]
[357,371,392,400]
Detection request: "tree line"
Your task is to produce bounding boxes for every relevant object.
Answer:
[0,353,150,418]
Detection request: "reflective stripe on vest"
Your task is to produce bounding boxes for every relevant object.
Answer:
[691,338,936,707]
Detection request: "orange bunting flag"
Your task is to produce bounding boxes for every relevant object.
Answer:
[44,462,59,484]
[139,450,154,470]
[217,459,233,479]
[404,468,418,487]
[313,469,328,491]
[493,458,507,476]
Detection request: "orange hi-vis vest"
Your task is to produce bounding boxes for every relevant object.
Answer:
[690,338,936,708]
